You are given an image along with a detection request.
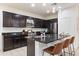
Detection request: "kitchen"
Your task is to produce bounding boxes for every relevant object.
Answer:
[0,3,78,56]
[2,10,58,56]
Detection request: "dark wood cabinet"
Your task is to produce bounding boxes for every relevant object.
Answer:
[41,20,46,28]
[19,18,26,27]
[12,14,27,27]
[3,11,13,27]
[2,33,27,51]
[38,20,50,29]
[3,35,13,51]
[20,35,27,47]
[3,11,58,30]
[34,18,39,28]
[13,36,21,48]
[34,18,43,28]
[3,11,27,27]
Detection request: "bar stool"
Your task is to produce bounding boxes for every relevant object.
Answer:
[69,36,75,56]
[42,41,64,56]
[63,38,71,56]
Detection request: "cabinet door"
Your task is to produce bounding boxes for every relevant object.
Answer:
[34,18,38,28]
[20,36,27,46]
[3,11,13,27]
[34,18,42,28]
[13,37,21,48]
[45,20,50,28]
[39,19,43,28]
[3,11,27,27]
[3,36,13,51]
[41,20,47,28]
[19,16,26,27]
[12,17,20,27]
[12,14,27,27]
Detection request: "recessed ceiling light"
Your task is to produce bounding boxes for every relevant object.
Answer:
[52,7,56,10]
[58,6,62,9]
[46,10,50,13]
[31,3,35,7]
[52,7,56,13]
[43,3,46,6]
[52,9,56,13]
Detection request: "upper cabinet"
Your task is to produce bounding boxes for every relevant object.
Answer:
[34,18,44,28]
[3,11,58,29]
[12,13,27,27]
[3,11,13,27]
[3,11,44,28]
[3,11,27,27]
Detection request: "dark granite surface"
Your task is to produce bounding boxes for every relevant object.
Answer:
[27,34,70,44]
[2,32,28,38]
[2,32,70,44]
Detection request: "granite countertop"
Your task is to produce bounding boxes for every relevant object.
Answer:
[2,32,28,38]
[26,34,70,44]
[2,32,70,44]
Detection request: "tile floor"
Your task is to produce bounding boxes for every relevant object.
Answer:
[0,47,27,56]
[0,46,79,56]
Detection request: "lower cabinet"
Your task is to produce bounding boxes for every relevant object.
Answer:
[13,37,21,48]
[3,35,27,52]
[3,36,13,51]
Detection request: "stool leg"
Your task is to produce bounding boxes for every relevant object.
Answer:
[63,47,71,56]
[42,51,44,56]
[68,46,71,56]
[60,50,63,56]
[62,49,64,56]
[69,45,72,56]
[63,49,65,56]
[72,44,75,56]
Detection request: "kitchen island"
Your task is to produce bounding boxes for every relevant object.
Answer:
[26,34,69,56]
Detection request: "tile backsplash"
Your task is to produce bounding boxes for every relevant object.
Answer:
[2,27,47,33]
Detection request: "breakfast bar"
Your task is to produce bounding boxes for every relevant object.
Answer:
[26,34,69,56]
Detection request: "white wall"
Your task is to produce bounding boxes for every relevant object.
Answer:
[0,11,3,51]
[2,27,47,33]
[58,5,79,49]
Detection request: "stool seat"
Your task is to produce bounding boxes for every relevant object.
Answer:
[43,46,55,55]
[43,42,64,56]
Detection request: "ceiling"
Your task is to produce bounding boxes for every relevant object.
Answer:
[0,3,76,17]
